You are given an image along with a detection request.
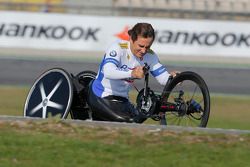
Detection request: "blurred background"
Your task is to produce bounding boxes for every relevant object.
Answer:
[1,0,250,94]
[0,0,250,129]
[0,0,250,20]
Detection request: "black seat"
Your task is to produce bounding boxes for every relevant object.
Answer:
[87,82,134,122]
[69,71,97,120]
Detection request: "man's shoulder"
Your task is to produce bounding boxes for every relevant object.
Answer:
[117,39,129,49]
[118,42,129,49]
[144,49,159,62]
[145,49,157,58]
[147,49,156,55]
[105,40,128,59]
[108,40,129,51]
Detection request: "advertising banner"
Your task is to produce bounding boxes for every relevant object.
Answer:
[1,11,250,57]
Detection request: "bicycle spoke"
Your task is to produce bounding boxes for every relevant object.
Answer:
[30,103,43,115]
[47,79,63,100]
[47,101,63,110]
[187,115,200,126]
[39,83,46,100]
[190,85,198,100]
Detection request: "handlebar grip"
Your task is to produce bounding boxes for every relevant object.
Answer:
[143,63,150,73]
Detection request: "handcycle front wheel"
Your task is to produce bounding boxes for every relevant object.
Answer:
[161,71,210,127]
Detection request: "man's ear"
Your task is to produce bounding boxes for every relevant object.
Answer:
[129,38,136,48]
[129,37,133,43]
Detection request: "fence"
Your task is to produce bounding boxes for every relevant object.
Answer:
[0,0,250,20]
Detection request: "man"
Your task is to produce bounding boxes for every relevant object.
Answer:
[88,23,176,123]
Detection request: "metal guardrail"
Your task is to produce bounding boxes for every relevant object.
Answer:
[0,0,250,21]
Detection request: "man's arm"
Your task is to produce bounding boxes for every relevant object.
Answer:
[148,55,171,86]
[103,62,132,79]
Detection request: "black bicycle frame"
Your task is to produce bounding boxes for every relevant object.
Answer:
[141,66,181,115]
[143,63,150,104]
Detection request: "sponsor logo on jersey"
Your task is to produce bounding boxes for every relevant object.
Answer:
[127,54,130,60]
[119,42,128,49]
[109,50,117,57]
[123,78,134,83]
[120,65,134,72]
[120,65,128,71]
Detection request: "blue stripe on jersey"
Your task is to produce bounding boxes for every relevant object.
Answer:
[103,58,119,66]
[150,66,167,77]
[92,55,106,97]
[92,78,104,97]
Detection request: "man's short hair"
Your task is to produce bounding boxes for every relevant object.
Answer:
[128,23,155,42]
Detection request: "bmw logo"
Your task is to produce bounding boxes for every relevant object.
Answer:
[109,50,117,57]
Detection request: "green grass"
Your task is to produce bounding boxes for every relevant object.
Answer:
[0,120,250,167]
[0,86,250,166]
[0,86,28,117]
[208,95,250,130]
[1,86,250,130]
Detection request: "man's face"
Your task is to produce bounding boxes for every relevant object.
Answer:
[130,35,154,59]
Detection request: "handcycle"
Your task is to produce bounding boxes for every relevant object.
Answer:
[24,64,210,127]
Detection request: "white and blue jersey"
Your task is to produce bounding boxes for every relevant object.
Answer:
[92,40,170,98]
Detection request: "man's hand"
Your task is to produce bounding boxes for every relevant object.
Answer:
[131,66,144,79]
[170,71,181,77]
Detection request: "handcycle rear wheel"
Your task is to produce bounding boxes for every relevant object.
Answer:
[24,68,97,120]
[24,68,73,119]
[161,71,210,127]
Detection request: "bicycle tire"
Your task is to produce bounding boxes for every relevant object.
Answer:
[162,71,210,127]
[24,68,73,119]
[70,70,97,120]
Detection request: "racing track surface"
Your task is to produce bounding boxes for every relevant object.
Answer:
[1,58,250,134]
[0,58,250,95]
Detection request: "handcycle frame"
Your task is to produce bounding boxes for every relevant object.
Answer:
[23,66,210,127]
[135,63,210,127]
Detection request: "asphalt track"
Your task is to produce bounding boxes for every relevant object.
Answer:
[0,57,250,95]
[1,57,250,134]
